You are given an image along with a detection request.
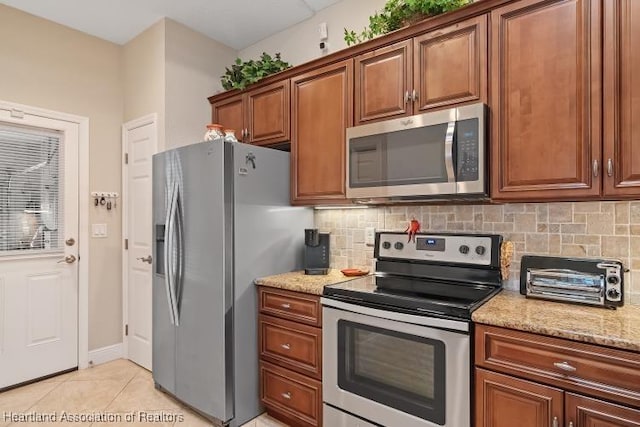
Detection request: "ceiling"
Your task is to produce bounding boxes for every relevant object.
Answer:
[0,0,341,49]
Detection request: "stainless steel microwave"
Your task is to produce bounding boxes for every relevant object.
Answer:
[346,103,486,202]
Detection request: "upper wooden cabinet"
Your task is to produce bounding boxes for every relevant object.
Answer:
[291,60,353,205]
[603,0,640,198]
[354,15,487,125]
[414,14,487,112]
[211,94,244,141]
[354,40,412,124]
[211,80,290,146]
[490,0,602,201]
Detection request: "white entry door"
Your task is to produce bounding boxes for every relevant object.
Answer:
[0,118,79,389]
[123,115,157,370]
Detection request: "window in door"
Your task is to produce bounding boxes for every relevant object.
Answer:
[0,124,64,255]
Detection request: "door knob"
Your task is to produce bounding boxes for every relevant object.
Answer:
[58,255,77,264]
[137,255,153,264]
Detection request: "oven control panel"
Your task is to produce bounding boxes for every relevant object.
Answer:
[376,232,496,266]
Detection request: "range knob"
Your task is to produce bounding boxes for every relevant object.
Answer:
[459,245,470,255]
[607,275,620,285]
[475,245,487,256]
[607,288,621,300]
[382,241,391,250]
[394,242,404,250]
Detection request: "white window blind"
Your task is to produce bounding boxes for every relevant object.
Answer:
[0,124,64,255]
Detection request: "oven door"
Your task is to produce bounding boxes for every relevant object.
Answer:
[322,299,470,427]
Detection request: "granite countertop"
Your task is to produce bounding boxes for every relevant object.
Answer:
[473,290,640,352]
[255,269,359,295]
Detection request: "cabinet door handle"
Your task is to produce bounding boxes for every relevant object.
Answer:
[281,343,291,350]
[404,90,410,105]
[412,89,418,102]
[281,392,292,400]
[245,128,250,139]
[280,303,291,309]
[607,158,613,177]
[569,422,574,427]
[552,417,559,427]
[593,159,599,177]
[553,361,577,372]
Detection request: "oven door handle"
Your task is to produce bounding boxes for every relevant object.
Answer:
[321,297,469,333]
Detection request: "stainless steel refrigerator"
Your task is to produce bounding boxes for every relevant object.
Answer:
[152,141,313,426]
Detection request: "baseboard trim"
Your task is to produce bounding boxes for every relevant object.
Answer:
[87,343,123,366]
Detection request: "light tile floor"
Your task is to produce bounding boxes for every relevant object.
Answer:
[0,359,287,427]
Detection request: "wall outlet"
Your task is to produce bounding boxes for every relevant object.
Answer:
[365,227,375,246]
[92,223,108,238]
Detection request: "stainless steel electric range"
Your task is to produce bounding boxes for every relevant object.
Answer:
[322,231,503,427]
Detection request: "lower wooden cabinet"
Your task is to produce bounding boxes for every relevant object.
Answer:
[258,286,322,427]
[475,324,640,427]
[260,361,322,427]
[476,368,563,427]
[566,393,640,427]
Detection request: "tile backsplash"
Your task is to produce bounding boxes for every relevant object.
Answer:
[315,201,640,303]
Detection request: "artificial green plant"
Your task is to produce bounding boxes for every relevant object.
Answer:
[344,0,470,46]
[221,52,291,91]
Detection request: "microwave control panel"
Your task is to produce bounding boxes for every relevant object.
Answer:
[456,118,479,182]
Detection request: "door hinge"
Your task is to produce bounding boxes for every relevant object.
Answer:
[124,153,129,164]
[124,239,128,250]
[125,324,129,336]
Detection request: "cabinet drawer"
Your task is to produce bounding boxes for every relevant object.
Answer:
[260,314,322,380]
[475,324,640,407]
[259,286,321,326]
[260,361,322,427]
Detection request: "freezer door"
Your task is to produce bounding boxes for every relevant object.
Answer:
[231,143,313,426]
[152,151,176,394]
[173,142,233,422]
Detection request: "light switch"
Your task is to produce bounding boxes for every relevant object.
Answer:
[92,223,108,238]
[318,22,328,40]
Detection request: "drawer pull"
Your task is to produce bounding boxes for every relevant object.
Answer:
[281,343,291,350]
[281,391,292,400]
[553,361,577,372]
[553,417,559,427]
[569,422,574,427]
[281,303,291,309]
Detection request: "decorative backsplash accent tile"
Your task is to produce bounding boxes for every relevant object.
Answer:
[315,201,640,303]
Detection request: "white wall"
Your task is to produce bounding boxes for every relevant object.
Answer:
[123,20,166,151]
[165,19,238,149]
[0,4,124,350]
[239,0,387,66]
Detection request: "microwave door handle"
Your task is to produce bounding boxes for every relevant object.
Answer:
[444,121,456,183]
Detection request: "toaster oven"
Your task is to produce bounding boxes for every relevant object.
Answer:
[520,255,624,308]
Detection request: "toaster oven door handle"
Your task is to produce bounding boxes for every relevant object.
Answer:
[444,121,456,183]
[553,361,577,372]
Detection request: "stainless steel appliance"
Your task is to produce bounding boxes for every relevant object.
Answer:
[346,103,486,203]
[520,255,624,308]
[152,141,313,426]
[304,228,330,275]
[322,232,503,427]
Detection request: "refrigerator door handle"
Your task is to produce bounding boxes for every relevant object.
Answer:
[169,179,181,326]
[164,177,178,326]
[172,184,184,326]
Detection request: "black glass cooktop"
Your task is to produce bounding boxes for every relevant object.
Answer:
[322,274,501,320]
